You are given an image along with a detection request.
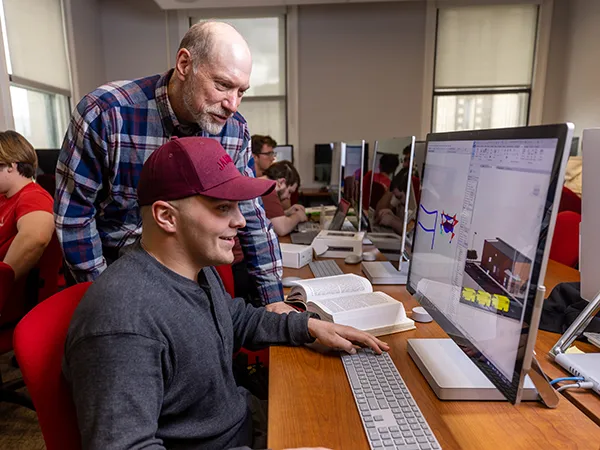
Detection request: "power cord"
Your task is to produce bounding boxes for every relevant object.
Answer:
[556,381,594,393]
[549,376,584,386]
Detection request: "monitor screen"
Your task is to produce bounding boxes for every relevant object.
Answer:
[407,124,573,403]
[329,198,351,231]
[366,137,415,268]
[340,141,366,230]
[274,145,293,163]
[314,143,333,182]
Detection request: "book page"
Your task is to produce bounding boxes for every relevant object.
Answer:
[312,292,393,314]
[289,274,372,300]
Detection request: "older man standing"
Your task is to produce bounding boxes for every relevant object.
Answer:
[55,21,283,304]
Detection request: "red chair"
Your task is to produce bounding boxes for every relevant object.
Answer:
[411,176,421,205]
[549,211,581,268]
[13,282,91,450]
[0,232,65,409]
[558,186,581,215]
[215,265,269,367]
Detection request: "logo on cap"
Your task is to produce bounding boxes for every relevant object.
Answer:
[217,154,233,171]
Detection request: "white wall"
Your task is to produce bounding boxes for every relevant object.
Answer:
[100,0,180,83]
[559,0,600,137]
[543,0,600,141]
[297,1,427,186]
[67,0,106,99]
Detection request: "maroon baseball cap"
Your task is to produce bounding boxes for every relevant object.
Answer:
[137,137,275,206]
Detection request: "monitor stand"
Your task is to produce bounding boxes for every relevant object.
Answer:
[361,259,409,285]
[407,338,540,401]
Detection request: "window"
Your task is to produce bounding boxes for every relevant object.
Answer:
[432,5,539,133]
[191,15,287,144]
[0,0,71,148]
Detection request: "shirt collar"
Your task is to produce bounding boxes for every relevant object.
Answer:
[155,69,201,138]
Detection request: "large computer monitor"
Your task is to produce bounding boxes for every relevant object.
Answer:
[407,124,573,404]
[340,140,366,230]
[362,137,415,276]
[274,145,293,164]
[580,128,600,301]
[314,143,333,182]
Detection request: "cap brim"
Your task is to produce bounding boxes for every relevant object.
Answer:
[200,177,276,201]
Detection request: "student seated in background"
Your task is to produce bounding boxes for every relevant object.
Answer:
[362,153,400,209]
[63,137,387,450]
[0,131,54,281]
[398,144,419,180]
[260,161,308,236]
[251,134,277,177]
[374,170,412,235]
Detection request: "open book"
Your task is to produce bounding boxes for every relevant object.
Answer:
[285,274,415,337]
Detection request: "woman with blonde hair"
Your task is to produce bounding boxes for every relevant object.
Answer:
[0,131,54,280]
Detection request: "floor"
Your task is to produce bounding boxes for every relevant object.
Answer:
[0,352,45,449]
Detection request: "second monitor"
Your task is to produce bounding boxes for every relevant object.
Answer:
[362,136,418,284]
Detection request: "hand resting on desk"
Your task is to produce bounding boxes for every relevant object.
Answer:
[307,319,390,355]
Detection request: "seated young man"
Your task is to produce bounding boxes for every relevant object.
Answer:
[63,137,388,450]
[374,170,411,235]
[0,131,54,281]
[260,161,307,236]
[250,134,277,177]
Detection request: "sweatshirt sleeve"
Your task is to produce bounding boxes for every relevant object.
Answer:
[63,334,170,450]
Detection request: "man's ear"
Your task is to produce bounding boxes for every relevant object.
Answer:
[152,201,178,234]
[174,48,193,82]
[276,178,286,189]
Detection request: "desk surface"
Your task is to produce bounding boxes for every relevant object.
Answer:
[269,248,600,449]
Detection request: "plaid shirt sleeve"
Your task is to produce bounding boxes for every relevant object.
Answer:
[54,95,109,282]
[235,124,284,304]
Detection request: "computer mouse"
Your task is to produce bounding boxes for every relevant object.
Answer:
[344,254,363,265]
[362,251,377,262]
[412,306,433,323]
[282,276,303,288]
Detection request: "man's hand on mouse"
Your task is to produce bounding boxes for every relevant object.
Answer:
[307,319,390,355]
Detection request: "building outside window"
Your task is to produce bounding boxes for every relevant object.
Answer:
[432,4,539,133]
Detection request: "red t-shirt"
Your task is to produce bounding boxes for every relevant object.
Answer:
[0,182,54,259]
[261,190,285,220]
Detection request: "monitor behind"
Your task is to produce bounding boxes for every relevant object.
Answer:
[36,149,60,175]
[274,145,293,164]
[580,128,600,301]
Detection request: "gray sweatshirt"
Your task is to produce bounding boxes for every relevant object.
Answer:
[63,244,314,450]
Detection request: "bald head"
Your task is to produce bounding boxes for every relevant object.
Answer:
[171,21,252,135]
[179,21,251,73]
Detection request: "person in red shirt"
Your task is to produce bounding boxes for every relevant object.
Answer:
[0,131,54,281]
[260,161,307,236]
[362,153,400,209]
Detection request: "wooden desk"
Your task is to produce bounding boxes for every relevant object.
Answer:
[269,252,600,449]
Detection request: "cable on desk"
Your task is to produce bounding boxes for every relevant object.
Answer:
[549,376,584,386]
[556,381,594,393]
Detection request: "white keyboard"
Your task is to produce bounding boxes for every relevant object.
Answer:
[584,332,600,349]
[342,349,442,449]
[309,260,344,278]
[297,222,321,232]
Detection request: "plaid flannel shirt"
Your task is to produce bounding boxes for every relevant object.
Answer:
[54,70,284,304]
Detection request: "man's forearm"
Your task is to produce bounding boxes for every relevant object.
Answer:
[3,234,49,280]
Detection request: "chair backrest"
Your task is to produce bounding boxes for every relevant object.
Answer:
[370,181,387,209]
[215,265,235,297]
[0,261,15,312]
[550,211,581,268]
[558,186,582,215]
[13,282,91,450]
